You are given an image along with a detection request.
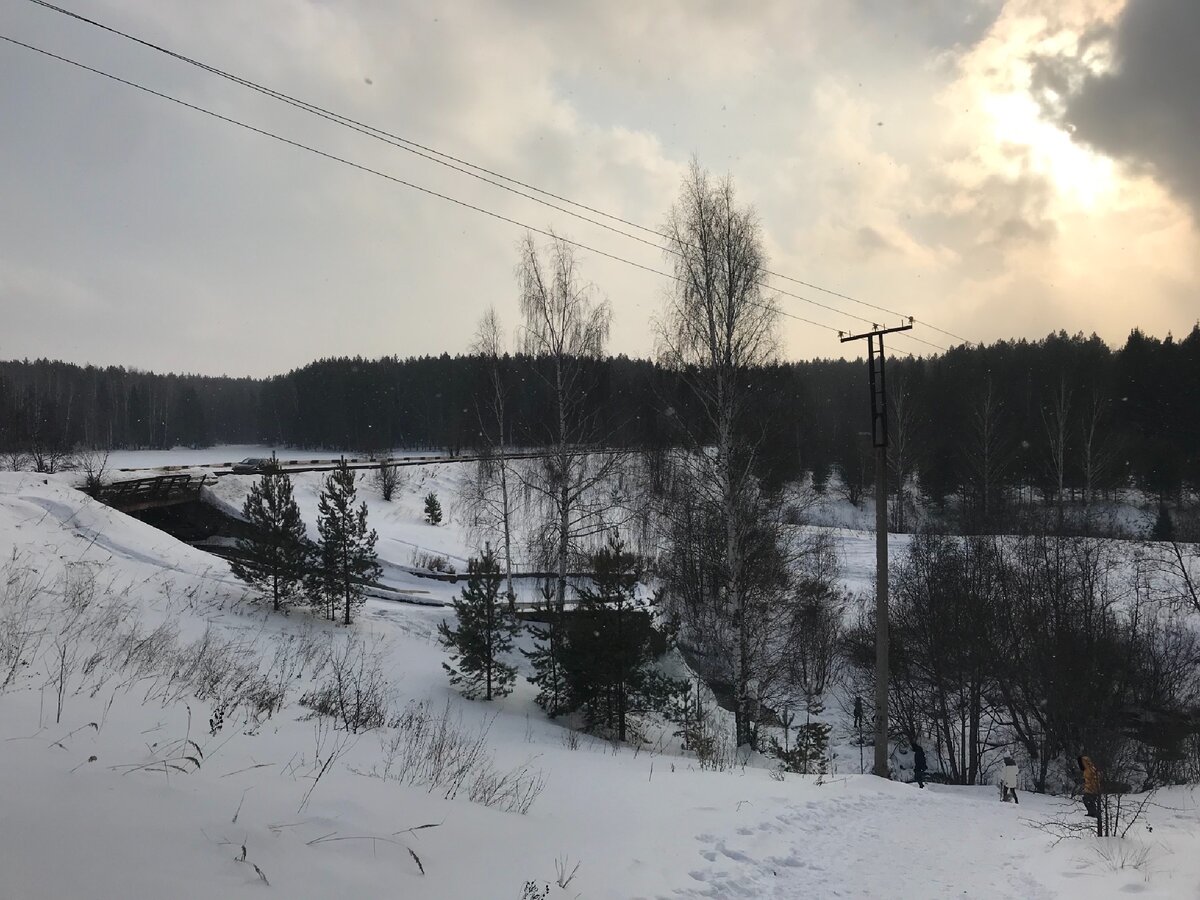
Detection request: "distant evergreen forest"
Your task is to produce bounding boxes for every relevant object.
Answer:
[2,327,1197,511]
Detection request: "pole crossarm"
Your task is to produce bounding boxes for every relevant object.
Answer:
[838,321,914,344]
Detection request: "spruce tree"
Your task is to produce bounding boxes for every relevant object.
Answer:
[561,532,684,741]
[312,460,381,625]
[229,466,310,612]
[424,492,443,525]
[769,713,832,774]
[523,582,568,716]
[437,545,519,700]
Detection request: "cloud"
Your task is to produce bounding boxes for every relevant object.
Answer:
[0,0,1196,375]
[1045,0,1200,219]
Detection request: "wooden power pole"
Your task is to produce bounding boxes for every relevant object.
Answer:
[839,321,911,777]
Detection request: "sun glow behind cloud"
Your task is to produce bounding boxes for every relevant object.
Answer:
[982,87,1115,209]
[967,11,1120,213]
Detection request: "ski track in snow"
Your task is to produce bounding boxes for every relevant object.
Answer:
[669,786,1055,899]
[21,494,184,568]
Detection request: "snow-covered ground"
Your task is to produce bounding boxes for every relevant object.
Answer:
[2,470,1198,898]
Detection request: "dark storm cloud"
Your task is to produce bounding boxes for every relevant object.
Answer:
[1051,0,1200,218]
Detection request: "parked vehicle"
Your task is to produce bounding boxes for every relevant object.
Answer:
[231,457,279,474]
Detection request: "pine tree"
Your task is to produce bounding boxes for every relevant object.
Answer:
[769,713,831,774]
[561,532,684,741]
[437,545,520,700]
[229,465,310,612]
[424,492,443,525]
[524,582,568,716]
[312,460,381,625]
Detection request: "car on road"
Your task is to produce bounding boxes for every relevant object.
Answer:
[231,457,280,474]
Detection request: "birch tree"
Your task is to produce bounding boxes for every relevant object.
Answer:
[1080,390,1114,512]
[517,234,619,612]
[1041,377,1072,530]
[965,378,1008,529]
[461,308,518,601]
[888,375,919,533]
[656,160,783,748]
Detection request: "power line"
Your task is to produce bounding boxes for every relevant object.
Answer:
[22,0,965,350]
[1,31,858,346]
[0,35,669,278]
[17,0,879,335]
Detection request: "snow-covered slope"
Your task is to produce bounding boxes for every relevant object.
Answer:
[1,472,1197,898]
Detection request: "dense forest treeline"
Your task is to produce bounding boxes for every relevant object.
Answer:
[1,326,1197,514]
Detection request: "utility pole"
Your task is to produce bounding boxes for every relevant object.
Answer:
[839,321,912,778]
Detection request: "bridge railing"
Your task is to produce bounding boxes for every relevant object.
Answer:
[99,474,210,510]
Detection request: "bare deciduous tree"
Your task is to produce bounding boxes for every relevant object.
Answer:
[517,234,620,612]
[888,375,919,533]
[964,378,1008,529]
[1080,389,1115,512]
[1145,538,1200,617]
[372,461,403,502]
[463,308,518,601]
[1041,377,1072,530]
[78,448,111,497]
[656,160,784,748]
[1,450,32,472]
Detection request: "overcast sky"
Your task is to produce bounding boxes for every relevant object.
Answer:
[1,0,1197,377]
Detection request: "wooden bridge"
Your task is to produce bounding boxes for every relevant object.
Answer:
[99,474,211,513]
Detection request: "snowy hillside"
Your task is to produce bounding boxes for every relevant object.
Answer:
[1,472,1198,898]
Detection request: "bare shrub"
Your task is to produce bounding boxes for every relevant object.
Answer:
[1090,837,1156,876]
[77,449,111,497]
[187,637,286,731]
[0,564,46,691]
[44,563,105,722]
[1,450,31,472]
[42,573,295,734]
[671,681,736,771]
[413,551,455,575]
[31,444,76,475]
[468,758,546,813]
[555,855,581,889]
[261,628,327,716]
[112,732,205,777]
[301,637,389,733]
[373,461,403,502]
[368,699,545,813]
[299,717,357,812]
[3,562,335,756]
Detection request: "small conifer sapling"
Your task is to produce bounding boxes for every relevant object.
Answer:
[438,545,519,700]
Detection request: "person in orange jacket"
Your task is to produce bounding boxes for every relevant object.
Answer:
[1077,755,1100,818]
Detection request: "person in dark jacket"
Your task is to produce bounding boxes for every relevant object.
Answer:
[1078,755,1100,819]
[853,695,864,731]
[912,743,927,788]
